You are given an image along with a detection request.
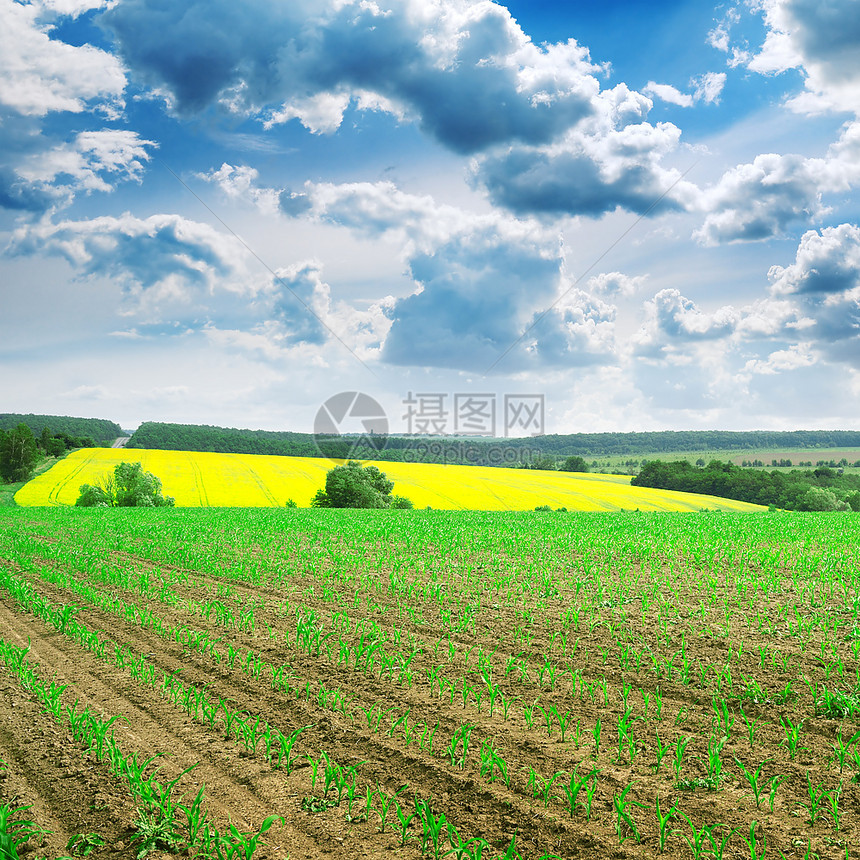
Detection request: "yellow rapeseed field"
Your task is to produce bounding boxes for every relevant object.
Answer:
[15,448,765,511]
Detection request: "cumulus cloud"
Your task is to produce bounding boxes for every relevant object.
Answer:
[102,0,697,220]
[200,163,281,215]
[0,0,125,118]
[769,223,860,296]
[696,121,860,244]
[742,343,817,375]
[586,271,647,297]
[522,289,617,366]
[0,2,136,212]
[766,224,860,364]
[633,289,740,358]
[264,177,622,369]
[271,261,332,346]
[745,0,860,115]
[206,261,393,363]
[472,85,697,217]
[19,130,156,195]
[643,83,693,108]
[102,0,601,154]
[6,213,260,320]
[207,169,625,369]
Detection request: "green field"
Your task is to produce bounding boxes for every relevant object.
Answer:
[0,506,858,859]
[593,447,860,473]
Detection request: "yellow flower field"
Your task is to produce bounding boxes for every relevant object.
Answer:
[15,447,765,511]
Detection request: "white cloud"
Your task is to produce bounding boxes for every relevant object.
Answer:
[747,0,860,115]
[768,223,860,296]
[59,383,109,399]
[633,289,740,358]
[643,73,725,108]
[6,212,262,321]
[208,171,623,369]
[696,121,860,244]
[200,164,281,215]
[692,72,727,104]
[19,130,155,194]
[643,82,694,108]
[586,271,647,297]
[0,0,125,118]
[103,0,602,153]
[472,84,698,217]
[742,343,817,375]
[766,224,860,365]
[100,1,707,221]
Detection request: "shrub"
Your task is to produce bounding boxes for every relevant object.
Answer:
[76,462,174,508]
[559,456,589,473]
[311,461,412,509]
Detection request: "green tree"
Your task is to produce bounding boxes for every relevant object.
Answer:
[559,455,589,473]
[311,460,411,509]
[797,487,842,511]
[76,462,174,507]
[0,423,39,483]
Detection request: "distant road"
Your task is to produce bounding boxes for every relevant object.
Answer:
[111,437,131,448]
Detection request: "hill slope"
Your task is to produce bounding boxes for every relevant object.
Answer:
[15,448,765,511]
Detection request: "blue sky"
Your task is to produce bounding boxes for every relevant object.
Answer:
[1,0,859,435]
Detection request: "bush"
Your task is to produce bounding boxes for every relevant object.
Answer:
[797,487,840,512]
[311,460,412,509]
[559,456,589,473]
[76,462,174,508]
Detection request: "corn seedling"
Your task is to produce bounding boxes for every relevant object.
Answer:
[212,815,283,860]
[0,804,50,860]
[779,716,804,760]
[393,798,417,847]
[414,799,447,860]
[677,815,720,860]
[66,832,106,857]
[744,821,766,860]
[612,783,642,844]
[652,795,677,853]
[673,736,691,782]
[371,784,408,833]
[767,774,786,813]
[735,757,771,809]
[796,772,830,825]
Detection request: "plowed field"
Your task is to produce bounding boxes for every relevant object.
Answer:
[0,508,857,860]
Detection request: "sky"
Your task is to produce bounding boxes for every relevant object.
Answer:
[1,0,859,436]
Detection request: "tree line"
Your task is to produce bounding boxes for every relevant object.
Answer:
[128,421,860,464]
[0,413,123,444]
[632,459,860,511]
[0,423,104,484]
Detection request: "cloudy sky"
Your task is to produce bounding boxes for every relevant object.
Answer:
[1,0,859,435]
